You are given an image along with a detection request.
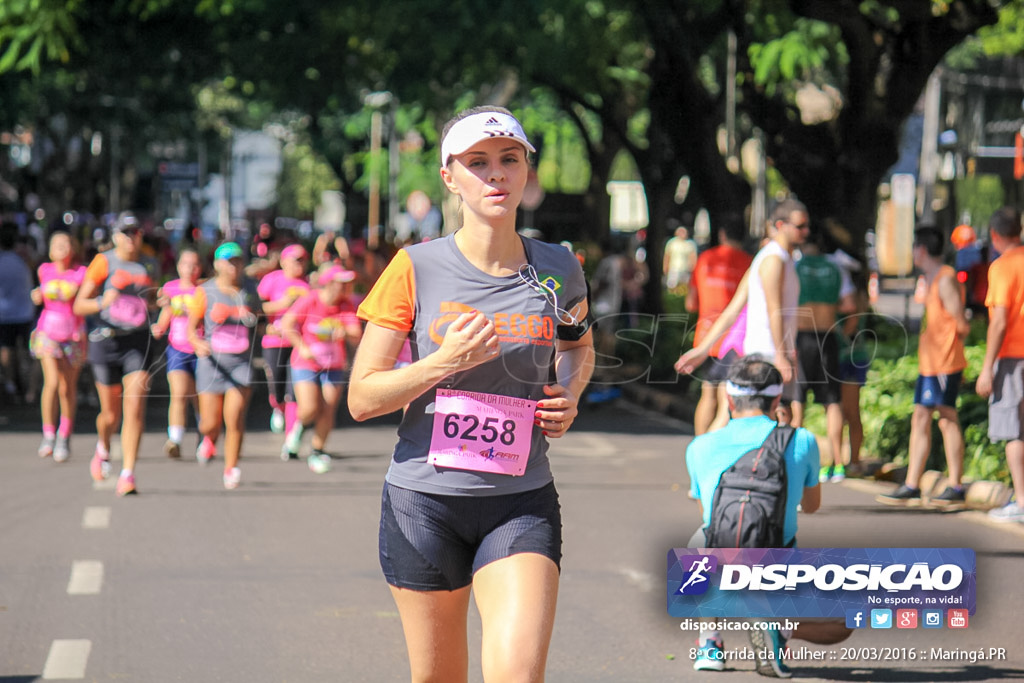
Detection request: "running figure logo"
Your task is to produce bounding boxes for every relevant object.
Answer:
[677,554,718,595]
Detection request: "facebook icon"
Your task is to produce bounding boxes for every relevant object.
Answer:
[845,609,866,629]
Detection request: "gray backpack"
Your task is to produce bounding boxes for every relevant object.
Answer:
[705,425,795,548]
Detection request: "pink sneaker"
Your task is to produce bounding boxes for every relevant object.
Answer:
[116,472,136,496]
[196,437,215,465]
[90,450,111,481]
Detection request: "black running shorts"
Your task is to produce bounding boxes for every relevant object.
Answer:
[379,481,562,591]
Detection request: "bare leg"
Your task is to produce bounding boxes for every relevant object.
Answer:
[120,371,150,472]
[473,553,559,683]
[198,392,224,444]
[711,383,731,430]
[841,383,863,465]
[826,402,845,467]
[1006,440,1024,504]
[94,382,123,452]
[293,381,322,429]
[389,585,472,683]
[58,361,81,431]
[693,382,717,436]
[167,370,196,434]
[906,404,933,489]
[39,356,60,429]
[791,400,805,429]
[222,386,251,471]
[312,383,343,451]
[935,405,964,487]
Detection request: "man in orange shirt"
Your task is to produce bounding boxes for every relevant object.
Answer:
[976,207,1024,523]
[684,221,752,434]
[878,226,970,507]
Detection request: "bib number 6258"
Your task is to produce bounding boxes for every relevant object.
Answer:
[442,414,516,445]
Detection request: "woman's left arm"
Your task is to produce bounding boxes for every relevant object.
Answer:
[534,300,595,439]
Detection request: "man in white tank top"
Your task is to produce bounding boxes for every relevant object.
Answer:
[675,199,809,397]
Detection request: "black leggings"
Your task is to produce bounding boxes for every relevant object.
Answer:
[262,345,294,404]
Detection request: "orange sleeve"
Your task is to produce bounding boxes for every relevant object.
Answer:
[985,258,1012,309]
[84,254,109,286]
[357,249,416,331]
[188,287,207,321]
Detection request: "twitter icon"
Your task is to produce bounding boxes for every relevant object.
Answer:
[870,609,892,629]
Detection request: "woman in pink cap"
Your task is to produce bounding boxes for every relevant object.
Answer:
[279,265,362,471]
[257,243,310,439]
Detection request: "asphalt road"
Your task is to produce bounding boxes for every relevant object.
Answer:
[2,390,1023,682]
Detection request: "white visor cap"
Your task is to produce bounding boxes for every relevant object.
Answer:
[440,111,536,166]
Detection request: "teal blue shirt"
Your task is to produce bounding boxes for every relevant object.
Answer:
[685,415,820,545]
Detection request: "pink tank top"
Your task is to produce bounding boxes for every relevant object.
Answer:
[163,278,198,353]
[288,293,359,371]
[258,269,310,348]
[36,263,86,342]
[718,307,747,358]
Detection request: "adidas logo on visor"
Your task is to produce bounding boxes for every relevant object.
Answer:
[485,117,501,125]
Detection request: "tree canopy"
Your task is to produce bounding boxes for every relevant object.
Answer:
[1,0,1018,310]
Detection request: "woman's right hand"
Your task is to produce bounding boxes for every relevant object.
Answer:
[674,347,708,376]
[774,350,794,383]
[436,311,500,373]
[192,339,212,358]
[99,288,121,311]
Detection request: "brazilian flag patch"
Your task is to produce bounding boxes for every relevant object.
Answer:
[538,274,563,292]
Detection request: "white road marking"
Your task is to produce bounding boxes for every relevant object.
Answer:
[42,639,91,679]
[81,507,111,529]
[67,561,104,595]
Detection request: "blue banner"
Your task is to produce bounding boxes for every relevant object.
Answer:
[667,548,975,619]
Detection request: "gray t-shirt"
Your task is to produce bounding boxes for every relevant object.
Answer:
[85,250,155,332]
[358,234,587,496]
[197,277,260,362]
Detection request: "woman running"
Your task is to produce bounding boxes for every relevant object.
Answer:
[73,215,155,496]
[187,242,261,490]
[279,265,362,471]
[30,231,87,462]
[348,107,595,682]
[257,243,310,438]
[151,247,203,458]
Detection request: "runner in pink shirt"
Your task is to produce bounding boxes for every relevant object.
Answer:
[30,231,87,462]
[279,265,363,473]
[257,243,310,438]
[151,247,204,458]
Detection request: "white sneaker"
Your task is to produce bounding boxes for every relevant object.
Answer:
[693,637,725,671]
[223,467,241,490]
[38,435,55,458]
[270,408,285,434]
[988,501,1024,523]
[308,451,332,474]
[53,436,70,463]
[281,424,304,460]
